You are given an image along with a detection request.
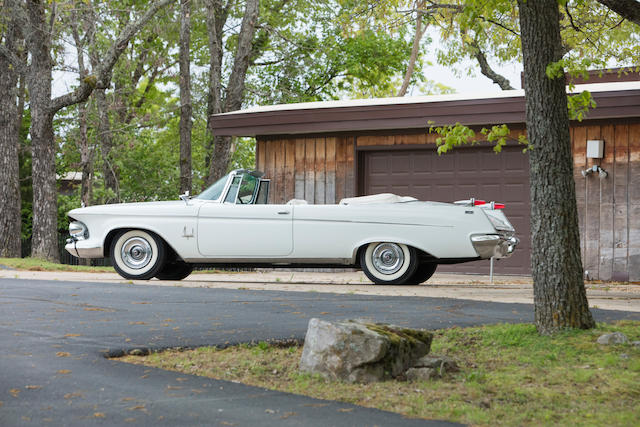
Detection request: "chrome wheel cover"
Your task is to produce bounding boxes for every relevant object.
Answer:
[371,243,404,275]
[120,237,153,270]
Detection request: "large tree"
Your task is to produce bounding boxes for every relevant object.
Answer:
[0,0,23,257]
[517,0,595,333]
[204,0,259,185]
[179,0,192,194]
[24,0,173,261]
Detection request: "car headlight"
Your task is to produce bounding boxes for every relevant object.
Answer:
[69,221,89,240]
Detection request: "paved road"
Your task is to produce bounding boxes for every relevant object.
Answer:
[1,278,638,426]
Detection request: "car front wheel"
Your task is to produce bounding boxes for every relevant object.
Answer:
[360,242,418,285]
[111,230,166,280]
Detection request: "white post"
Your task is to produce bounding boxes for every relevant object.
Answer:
[489,257,494,284]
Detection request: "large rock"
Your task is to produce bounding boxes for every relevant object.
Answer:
[597,332,628,345]
[299,318,433,383]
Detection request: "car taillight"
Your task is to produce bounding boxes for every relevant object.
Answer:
[474,200,486,206]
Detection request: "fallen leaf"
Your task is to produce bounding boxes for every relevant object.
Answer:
[64,333,81,337]
[121,397,136,402]
[338,408,353,413]
[320,312,330,315]
[64,393,83,399]
[25,385,42,390]
[265,409,275,414]
[131,301,151,304]
[57,370,72,375]
[220,422,237,426]
[128,405,146,411]
[93,412,106,418]
[129,321,147,325]
[9,389,20,397]
[280,412,296,419]
[56,352,71,357]
[124,418,136,423]
[302,403,328,408]
[175,378,188,382]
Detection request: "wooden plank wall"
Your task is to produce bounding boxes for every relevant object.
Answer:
[573,122,640,282]
[256,136,355,205]
[256,122,640,281]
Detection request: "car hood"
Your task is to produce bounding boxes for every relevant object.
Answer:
[68,200,200,218]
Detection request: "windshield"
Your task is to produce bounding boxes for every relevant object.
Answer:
[195,174,229,201]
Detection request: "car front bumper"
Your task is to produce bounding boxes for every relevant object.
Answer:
[470,234,519,259]
[65,239,103,259]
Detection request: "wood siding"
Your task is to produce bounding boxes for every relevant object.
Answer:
[573,122,640,282]
[256,136,355,204]
[256,121,640,281]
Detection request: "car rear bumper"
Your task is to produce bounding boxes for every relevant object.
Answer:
[470,234,519,259]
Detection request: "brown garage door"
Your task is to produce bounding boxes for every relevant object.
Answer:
[362,146,531,275]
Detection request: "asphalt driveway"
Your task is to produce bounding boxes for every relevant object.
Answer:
[1,277,638,426]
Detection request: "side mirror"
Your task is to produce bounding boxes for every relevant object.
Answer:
[179,190,190,205]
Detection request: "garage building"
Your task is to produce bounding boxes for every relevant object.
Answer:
[212,79,640,280]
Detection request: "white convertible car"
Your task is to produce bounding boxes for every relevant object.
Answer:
[66,169,519,284]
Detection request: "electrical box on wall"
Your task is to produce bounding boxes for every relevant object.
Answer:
[587,139,604,158]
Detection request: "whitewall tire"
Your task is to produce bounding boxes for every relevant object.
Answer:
[110,230,166,280]
[360,242,418,285]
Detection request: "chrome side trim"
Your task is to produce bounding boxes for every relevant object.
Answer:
[64,243,103,259]
[182,257,353,265]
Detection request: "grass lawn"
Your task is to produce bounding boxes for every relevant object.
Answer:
[120,321,640,426]
[0,257,114,272]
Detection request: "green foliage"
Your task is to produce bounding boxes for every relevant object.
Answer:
[568,90,597,121]
[429,122,531,154]
[429,122,477,154]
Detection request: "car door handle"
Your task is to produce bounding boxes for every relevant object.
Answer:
[277,211,290,215]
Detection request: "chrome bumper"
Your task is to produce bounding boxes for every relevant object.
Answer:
[470,234,519,259]
[65,240,103,258]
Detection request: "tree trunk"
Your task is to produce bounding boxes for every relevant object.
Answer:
[78,103,93,208]
[205,0,259,185]
[204,0,229,186]
[518,0,595,334]
[95,89,119,204]
[0,0,22,258]
[397,0,427,97]
[179,0,192,194]
[70,8,93,208]
[26,0,59,262]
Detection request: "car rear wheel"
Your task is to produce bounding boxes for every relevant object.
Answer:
[111,230,166,280]
[155,262,193,280]
[360,242,418,285]
[408,262,438,284]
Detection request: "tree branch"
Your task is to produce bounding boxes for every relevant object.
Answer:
[50,0,174,114]
[596,0,640,27]
[0,44,26,74]
[469,40,514,90]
